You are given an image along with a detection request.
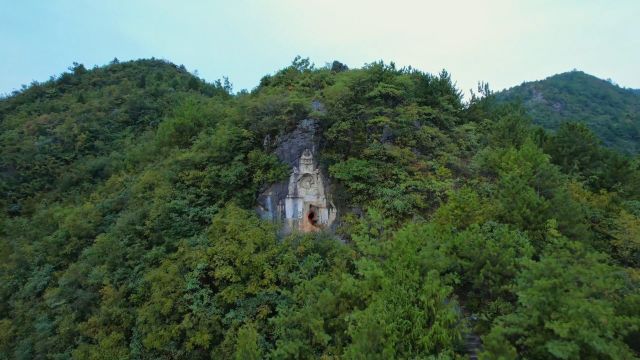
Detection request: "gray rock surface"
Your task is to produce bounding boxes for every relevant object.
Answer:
[257,117,337,233]
[273,118,320,167]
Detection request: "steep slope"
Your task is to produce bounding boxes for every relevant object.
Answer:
[1,59,639,359]
[497,71,640,153]
[0,59,230,213]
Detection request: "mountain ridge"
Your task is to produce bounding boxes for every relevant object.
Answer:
[1,59,639,359]
[496,70,640,153]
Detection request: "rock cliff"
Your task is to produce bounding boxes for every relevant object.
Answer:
[257,118,337,233]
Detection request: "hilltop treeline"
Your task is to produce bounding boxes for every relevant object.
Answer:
[497,70,640,154]
[0,58,638,359]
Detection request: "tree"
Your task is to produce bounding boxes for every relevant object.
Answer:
[345,221,464,359]
[235,323,261,360]
[545,122,602,176]
[481,239,640,359]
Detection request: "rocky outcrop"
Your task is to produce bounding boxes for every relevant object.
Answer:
[257,118,337,233]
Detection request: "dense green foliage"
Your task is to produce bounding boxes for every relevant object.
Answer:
[497,70,640,154]
[1,58,639,359]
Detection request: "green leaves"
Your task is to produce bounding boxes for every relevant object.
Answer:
[476,139,588,246]
[134,205,284,357]
[497,70,640,154]
[330,147,452,221]
[345,222,464,359]
[481,239,640,359]
[235,323,261,360]
[2,58,640,360]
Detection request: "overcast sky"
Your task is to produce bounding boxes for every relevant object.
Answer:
[2,0,639,96]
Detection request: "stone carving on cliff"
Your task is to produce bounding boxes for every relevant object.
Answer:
[284,149,336,232]
[257,117,337,233]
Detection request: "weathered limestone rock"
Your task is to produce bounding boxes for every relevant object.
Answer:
[284,149,336,232]
[257,118,337,233]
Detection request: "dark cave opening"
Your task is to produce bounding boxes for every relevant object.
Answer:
[307,206,319,226]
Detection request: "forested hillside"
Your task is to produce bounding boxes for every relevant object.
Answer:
[1,58,639,359]
[497,70,640,154]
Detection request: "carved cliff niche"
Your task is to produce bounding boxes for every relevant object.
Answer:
[256,117,337,234]
[258,148,336,233]
[285,149,336,232]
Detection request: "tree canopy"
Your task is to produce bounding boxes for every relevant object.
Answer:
[1,58,638,359]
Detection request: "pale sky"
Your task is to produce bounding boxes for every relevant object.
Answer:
[1,0,639,96]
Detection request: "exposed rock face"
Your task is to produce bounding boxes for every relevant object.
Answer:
[257,118,337,233]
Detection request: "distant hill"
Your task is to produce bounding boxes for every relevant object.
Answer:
[497,71,640,154]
